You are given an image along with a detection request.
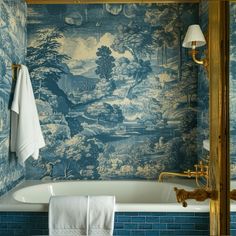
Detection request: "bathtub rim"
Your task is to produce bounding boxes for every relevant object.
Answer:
[0,180,210,212]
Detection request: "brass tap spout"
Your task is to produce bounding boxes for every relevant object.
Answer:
[158,160,209,188]
[158,171,194,182]
[174,187,213,207]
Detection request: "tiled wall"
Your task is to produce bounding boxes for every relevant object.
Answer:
[0,212,210,236]
[26,3,199,181]
[0,0,27,196]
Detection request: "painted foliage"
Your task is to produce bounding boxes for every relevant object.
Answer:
[0,0,27,195]
[26,3,199,180]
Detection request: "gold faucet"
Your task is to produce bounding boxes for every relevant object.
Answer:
[158,160,209,188]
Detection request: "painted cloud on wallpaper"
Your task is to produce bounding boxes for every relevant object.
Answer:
[0,0,26,195]
[26,4,199,180]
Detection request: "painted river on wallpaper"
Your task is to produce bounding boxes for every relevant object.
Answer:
[26,3,199,180]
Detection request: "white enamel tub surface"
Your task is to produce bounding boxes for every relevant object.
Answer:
[0,180,209,212]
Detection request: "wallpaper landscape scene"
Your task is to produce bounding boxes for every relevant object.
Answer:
[25,3,201,180]
[0,0,26,195]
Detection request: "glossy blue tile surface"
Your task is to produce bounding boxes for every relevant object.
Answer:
[0,212,210,236]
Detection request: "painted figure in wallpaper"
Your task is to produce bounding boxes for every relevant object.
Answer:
[26,3,200,180]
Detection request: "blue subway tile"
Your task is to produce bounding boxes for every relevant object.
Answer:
[174,230,209,236]
[231,223,236,230]
[117,216,131,223]
[230,229,236,236]
[152,223,167,230]
[180,223,195,229]
[166,224,181,230]
[114,229,131,235]
[0,223,7,229]
[115,223,124,229]
[138,224,152,230]
[145,230,159,236]
[0,230,14,236]
[131,217,146,223]
[160,217,174,223]
[124,223,138,229]
[175,216,208,224]
[165,212,195,216]
[130,231,145,236]
[194,223,209,230]
[146,217,160,223]
[159,230,176,236]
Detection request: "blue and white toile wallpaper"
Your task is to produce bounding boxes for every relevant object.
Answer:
[230,3,236,179]
[26,3,199,180]
[0,0,27,195]
[197,0,209,160]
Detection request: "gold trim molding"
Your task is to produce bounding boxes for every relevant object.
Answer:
[25,0,200,4]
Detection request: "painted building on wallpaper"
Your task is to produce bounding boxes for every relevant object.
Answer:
[25,3,202,180]
[0,0,27,195]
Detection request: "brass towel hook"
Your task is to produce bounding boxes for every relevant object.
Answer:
[11,64,21,80]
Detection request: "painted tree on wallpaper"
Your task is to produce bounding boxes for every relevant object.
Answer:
[26,3,199,180]
[0,0,26,195]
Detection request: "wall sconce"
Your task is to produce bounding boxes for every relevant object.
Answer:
[183,24,208,68]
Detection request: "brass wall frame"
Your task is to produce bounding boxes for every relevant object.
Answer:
[25,0,199,4]
[208,0,230,235]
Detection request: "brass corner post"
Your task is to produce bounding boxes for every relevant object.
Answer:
[208,0,230,235]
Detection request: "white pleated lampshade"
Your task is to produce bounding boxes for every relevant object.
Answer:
[182,24,206,48]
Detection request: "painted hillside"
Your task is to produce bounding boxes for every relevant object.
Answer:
[26,3,200,180]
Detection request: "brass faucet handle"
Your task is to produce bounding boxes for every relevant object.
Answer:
[183,169,191,177]
[174,187,213,208]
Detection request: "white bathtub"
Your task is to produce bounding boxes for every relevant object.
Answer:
[0,180,209,212]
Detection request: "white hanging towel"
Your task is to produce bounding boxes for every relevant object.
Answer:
[88,196,116,236]
[49,196,88,236]
[10,64,45,166]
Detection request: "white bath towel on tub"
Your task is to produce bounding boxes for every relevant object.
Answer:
[49,196,88,236]
[10,64,45,166]
[88,196,116,236]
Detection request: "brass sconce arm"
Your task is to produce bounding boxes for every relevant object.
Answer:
[191,49,208,68]
[174,187,215,208]
[190,41,208,68]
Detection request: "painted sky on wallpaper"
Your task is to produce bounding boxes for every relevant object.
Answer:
[26,4,199,180]
[0,0,26,195]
